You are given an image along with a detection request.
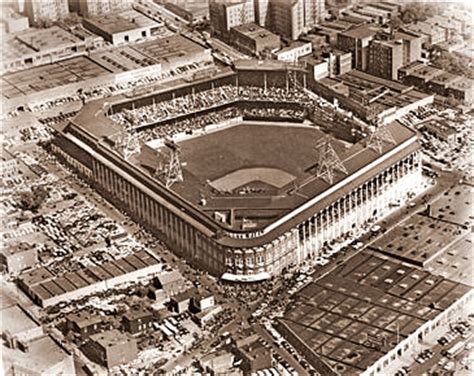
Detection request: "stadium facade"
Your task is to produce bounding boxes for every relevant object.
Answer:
[52,62,424,281]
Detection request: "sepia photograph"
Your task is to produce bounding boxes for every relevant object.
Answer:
[0,0,472,375]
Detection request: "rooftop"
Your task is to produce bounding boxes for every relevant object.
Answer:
[193,289,214,300]
[371,39,403,49]
[425,15,462,30]
[393,30,422,41]
[216,0,248,8]
[158,269,184,286]
[340,70,418,95]
[19,250,160,301]
[1,304,40,336]
[338,15,367,25]
[449,78,474,91]
[319,20,354,32]
[1,7,27,21]
[172,288,195,302]
[2,335,72,374]
[89,46,157,73]
[428,183,473,228]
[276,41,311,54]
[300,55,327,66]
[278,251,471,374]
[426,233,473,287]
[85,9,160,35]
[430,71,461,85]
[423,118,457,136]
[339,24,380,40]
[231,23,280,43]
[67,24,103,42]
[0,241,36,256]
[1,34,36,63]
[132,34,207,64]
[406,22,444,37]
[15,26,83,53]
[90,329,135,348]
[240,340,271,360]
[342,10,376,23]
[123,307,153,321]
[67,311,103,328]
[373,2,399,12]
[369,214,467,266]
[408,64,443,80]
[1,56,110,99]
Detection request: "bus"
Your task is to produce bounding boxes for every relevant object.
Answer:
[446,341,466,358]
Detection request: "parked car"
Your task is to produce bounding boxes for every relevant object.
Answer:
[351,241,364,250]
[443,361,455,371]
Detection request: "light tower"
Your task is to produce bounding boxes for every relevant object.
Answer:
[116,126,140,160]
[155,139,183,189]
[366,124,396,154]
[315,136,348,184]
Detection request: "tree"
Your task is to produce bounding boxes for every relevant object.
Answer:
[431,50,474,79]
[390,16,403,32]
[400,3,441,24]
[446,95,461,108]
[36,18,53,29]
[15,186,49,212]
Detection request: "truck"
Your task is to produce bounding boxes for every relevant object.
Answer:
[446,340,466,358]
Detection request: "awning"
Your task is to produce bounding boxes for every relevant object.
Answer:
[220,272,271,282]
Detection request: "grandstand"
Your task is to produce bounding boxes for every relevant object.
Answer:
[52,61,425,281]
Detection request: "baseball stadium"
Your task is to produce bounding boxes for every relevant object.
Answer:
[51,60,424,281]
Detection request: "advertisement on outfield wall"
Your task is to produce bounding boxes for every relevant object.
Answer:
[115,64,162,84]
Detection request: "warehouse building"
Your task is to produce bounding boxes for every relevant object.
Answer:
[276,252,473,375]
[18,250,162,307]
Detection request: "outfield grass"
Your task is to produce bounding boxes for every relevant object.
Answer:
[179,122,335,185]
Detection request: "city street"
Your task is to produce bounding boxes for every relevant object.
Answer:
[384,315,472,375]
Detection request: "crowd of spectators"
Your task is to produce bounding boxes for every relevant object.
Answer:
[111,85,238,129]
[138,107,241,142]
[137,104,306,143]
[237,86,310,104]
[241,106,305,120]
[110,85,313,131]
